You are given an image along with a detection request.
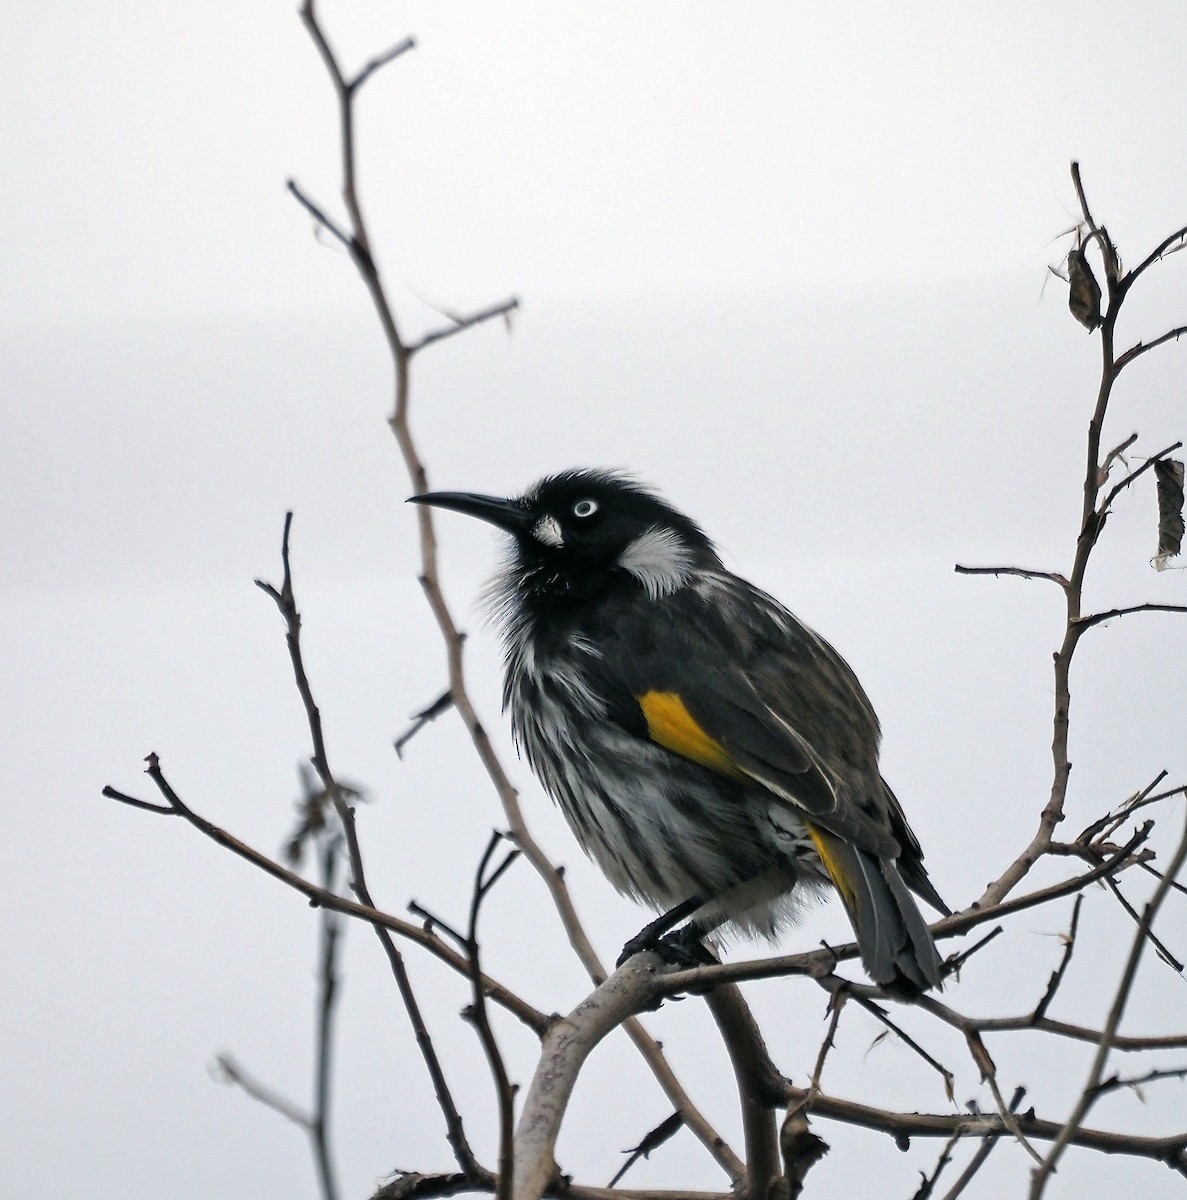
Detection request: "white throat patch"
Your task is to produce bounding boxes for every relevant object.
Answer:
[532,515,564,547]
[618,527,694,598]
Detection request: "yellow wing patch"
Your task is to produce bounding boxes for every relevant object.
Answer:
[807,824,859,913]
[636,690,742,776]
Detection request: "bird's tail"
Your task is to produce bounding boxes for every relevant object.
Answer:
[808,825,944,993]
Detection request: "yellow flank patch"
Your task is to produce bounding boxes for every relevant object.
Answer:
[636,690,740,775]
[807,825,859,912]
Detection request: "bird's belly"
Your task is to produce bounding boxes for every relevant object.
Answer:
[513,695,830,939]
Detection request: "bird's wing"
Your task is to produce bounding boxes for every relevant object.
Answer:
[591,581,901,858]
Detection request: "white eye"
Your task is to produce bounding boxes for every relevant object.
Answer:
[572,498,598,519]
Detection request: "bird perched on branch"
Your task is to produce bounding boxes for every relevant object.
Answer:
[410,470,948,992]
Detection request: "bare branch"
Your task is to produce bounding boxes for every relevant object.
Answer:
[394,690,455,758]
[953,564,1069,588]
[1070,161,1120,286]
[104,764,549,1016]
[780,1080,1187,1169]
[213,834,345,1199]
[1116,324,1187,371]
[703,984,784,1196]
[256,513,483,1180]
[941,926,1003,979]
[103,785,172,814]
[370,1172,732,1200]
[1031,895,1083,1022]
[809,993,847,1097]
[407,297,521,356]
[1090,1064,1187,1099]
[1074,602,1187,631]
[912,1127,963,1200]
[1099,432,1138,483]
[1124,222,1187,288]
[1029,811,1187,1196]
[1077,770,1171,842]
[1102,875,1184,973]
[511,958,673,1200]
[464,834,520,1200]
[290,2,739,1179]
[313,835,344,1200]
[936,1088,1027,1200]
[349,36,416,93]
[1100,441,1184,514]
[286,179,354,251]
[213,1053,314,1130]
[652,825,1153,995]
[978,1060,1041,1164]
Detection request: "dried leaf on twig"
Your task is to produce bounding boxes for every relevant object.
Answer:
[1067,245,1102,331]
[1154,458,1184,569]
[606,1111,684,1188]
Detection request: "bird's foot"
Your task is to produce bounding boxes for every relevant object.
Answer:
[617,923,719,969]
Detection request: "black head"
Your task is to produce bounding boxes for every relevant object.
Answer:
[409,469,720,606]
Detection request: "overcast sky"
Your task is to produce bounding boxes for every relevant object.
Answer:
[4,4,1187,1199]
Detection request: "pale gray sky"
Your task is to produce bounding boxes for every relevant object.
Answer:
[3,3,1186,1198]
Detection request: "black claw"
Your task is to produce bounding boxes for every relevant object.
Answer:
[617,924,719,969]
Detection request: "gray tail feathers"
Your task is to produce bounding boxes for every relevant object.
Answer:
[813,829,944,992]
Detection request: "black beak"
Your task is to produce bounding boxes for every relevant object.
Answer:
[407,490,533,536]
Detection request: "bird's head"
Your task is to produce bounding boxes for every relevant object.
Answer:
[409,469,720,606]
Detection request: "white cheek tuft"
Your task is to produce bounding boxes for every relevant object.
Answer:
[532,516,564,547]
[618,527,694,599]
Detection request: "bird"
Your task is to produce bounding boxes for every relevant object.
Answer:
[409,469,949,992]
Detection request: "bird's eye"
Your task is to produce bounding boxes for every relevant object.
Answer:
[572,499,598,519]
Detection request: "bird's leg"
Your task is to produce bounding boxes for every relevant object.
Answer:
[618,894,716,967]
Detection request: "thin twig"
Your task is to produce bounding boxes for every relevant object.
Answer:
[1099,441,1184,514]
[394,689,455,758]
[1071,161,1120,286]
[654,825,1153,994]
[779,1079,1187,1169]
[407,298,521,356]
[312,833,344,1200]
[917,987,1187,1053]
[255,513,484,1180]
[465,833,520,1200]
[286,179,354,250]
[1102,875,1184,973]
[1029,811,1187,1197]
[1078,770,1170,842]
[291,3,740,1183]
[912,1127,963,1200]
[1074,601,1187,631]
[978,1059,1041,1165]
[213,1053,314,1130]
[953,564,1069,588]
[349,36,416,93]
[1032,895,1083,1022]
[839,985,956,1102]
[1089,1064,1187,1098]
[940,926,1003,980]
[104,771,549,1032]
[1116,325,1187,371]
[1099,432,1139,483]
[936,1088,1027,1200]
[971,162,1124,912]
[1124,222,1187,288]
